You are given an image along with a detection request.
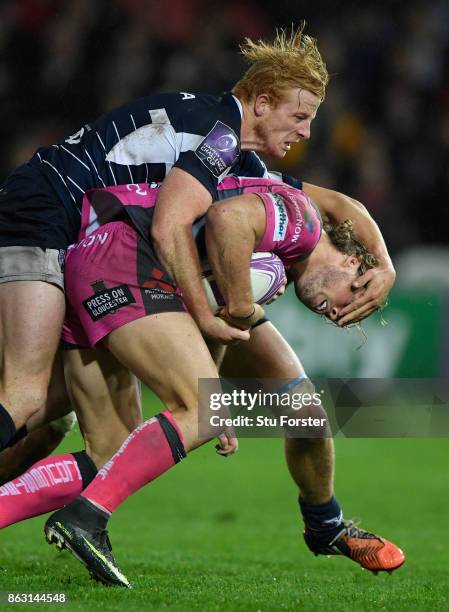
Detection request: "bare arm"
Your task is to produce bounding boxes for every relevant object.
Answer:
[151,168,249,343]
[302,182,396,325]
[205,194,266,318]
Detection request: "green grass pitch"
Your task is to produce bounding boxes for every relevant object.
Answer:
[1,391,448,611]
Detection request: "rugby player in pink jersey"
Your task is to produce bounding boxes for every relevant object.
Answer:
[0,178,405,585]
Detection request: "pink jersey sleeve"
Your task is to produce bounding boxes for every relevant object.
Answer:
[255,187,322,267]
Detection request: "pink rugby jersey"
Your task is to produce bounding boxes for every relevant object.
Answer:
[77,177,322,266]
[217,176,322,266]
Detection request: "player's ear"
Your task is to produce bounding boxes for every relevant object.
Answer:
[254,94,271,117]
[343,254,360,269]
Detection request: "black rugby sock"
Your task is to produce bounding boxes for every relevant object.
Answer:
[299,495,344,543]
[0,403,17,451]
[155,412,187,463]
[72,450,98,488]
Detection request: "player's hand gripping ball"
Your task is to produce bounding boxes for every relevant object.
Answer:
[202,252,286,313]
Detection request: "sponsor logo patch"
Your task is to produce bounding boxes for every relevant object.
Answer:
[143,288,175,299]
[141,286,183,315]
[83,280,136,321]
[304,209,314,233]
[271,194,288,241]
[195,121,240,178]
[140,268,181,313]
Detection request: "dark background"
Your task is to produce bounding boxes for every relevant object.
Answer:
[1,0,448,256]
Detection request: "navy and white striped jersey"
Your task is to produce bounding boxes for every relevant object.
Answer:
[30,92,280,228]
[1,91,301,248]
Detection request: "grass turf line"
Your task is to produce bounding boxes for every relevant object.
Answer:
[0,392,448,611]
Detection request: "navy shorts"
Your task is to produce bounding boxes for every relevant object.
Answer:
[0,162,78,250]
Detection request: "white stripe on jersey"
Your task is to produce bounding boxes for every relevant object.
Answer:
[112,120,121,142]
[112,120,134,183]
[96,132,106,150]
[130,114,137,130]
[108,162,117,185]
[232,95,243,118]
[67,175,85,195]
[60,145,91,171]
[85,150,106,187]
[38,155,77,204]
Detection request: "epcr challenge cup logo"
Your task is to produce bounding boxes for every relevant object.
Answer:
[215,133,238,152]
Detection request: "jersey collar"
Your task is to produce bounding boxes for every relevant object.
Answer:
[231,95,243,118]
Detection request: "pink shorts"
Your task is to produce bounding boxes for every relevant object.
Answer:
[62,222,186,348]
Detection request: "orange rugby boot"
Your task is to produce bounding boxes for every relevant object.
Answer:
[304,519,405,574]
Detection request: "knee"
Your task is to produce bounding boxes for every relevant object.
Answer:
[24,387,52,417]
[279,377,330,437]
[291,378,327,417]
[164,390,199,418]
[285,435,333,452]
[7,387,51,424]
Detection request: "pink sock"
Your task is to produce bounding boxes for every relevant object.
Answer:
[82,411,185,514]
[0,453,84,528]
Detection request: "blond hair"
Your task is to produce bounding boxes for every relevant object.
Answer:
[232,23,329,104]
[325,219,378,274]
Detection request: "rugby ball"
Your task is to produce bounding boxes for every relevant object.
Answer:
[202,252,285,313]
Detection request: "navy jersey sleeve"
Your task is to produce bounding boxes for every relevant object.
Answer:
[233,151,269,178]
[267,171,303,190]
[233,151,303,190]
[174,99,242,200]
[280,173,303,190]
[175,150,221,200]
